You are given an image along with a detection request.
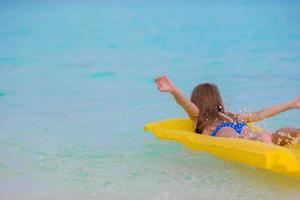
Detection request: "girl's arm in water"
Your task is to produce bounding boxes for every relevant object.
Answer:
[155,75,199,120]
[234,96,300,122]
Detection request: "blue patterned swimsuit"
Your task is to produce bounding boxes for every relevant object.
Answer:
[210,121,247,136]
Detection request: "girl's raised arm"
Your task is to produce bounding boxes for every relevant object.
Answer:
[234,96,300,122]
[155,75,199,120]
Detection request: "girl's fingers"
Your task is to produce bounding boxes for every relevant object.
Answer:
[158,79,165,85]
[155,75,167,81]
[155,77,162,82]
[163,76,171,84]
[155,81,162,87]
[155,76,169,87]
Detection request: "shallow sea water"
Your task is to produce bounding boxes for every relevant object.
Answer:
[0,0,300,199]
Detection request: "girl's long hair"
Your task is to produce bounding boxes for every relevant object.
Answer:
[191,83,237,133]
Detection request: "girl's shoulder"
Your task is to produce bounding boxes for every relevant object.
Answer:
[193,118,221,135]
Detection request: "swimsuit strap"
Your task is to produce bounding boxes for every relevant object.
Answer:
[211,121,247,137]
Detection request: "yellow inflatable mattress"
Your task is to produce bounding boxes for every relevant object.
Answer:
[144,118,300,180]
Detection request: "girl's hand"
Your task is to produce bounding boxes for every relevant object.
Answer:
[155,75,177,93]
[291,96,300,108]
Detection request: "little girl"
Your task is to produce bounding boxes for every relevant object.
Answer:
[155,75,300,146]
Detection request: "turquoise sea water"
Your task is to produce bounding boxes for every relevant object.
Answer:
[1,0,300,199]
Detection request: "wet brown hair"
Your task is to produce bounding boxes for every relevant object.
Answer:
[191,83,236,133]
